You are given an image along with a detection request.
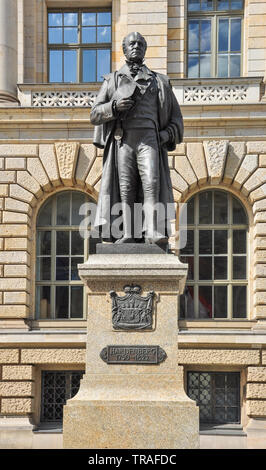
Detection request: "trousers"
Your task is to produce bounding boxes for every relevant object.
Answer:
[117,127,160,205]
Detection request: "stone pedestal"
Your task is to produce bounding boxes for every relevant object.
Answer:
[63,252,199,449]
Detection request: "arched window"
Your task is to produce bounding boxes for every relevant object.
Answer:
[36,190,93,319]
[179,190,248,319]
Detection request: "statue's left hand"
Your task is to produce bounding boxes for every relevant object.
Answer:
[159,130,169,145]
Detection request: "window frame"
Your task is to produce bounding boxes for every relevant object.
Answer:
[35,190,91,320]
[47,7,112,83]
[187,0,244,78]
[179,190,249,320]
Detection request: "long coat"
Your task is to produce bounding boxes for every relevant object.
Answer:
[90,64,184,232]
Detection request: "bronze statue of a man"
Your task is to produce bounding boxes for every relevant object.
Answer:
[90,32,183,244]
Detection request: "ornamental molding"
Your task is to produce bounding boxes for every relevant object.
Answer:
[184,85,248,104]
[32,91,98,107]
[55,141,80,184]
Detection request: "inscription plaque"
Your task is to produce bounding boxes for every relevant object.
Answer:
[100,345,167,365]
[110,285,155,330]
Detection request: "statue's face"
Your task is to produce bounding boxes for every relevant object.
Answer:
[123,33,146,63]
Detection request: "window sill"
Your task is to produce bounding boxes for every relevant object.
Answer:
[33,423,63,433]
[200,424,246,436]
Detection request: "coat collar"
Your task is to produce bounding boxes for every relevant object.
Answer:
[117,62,154,80]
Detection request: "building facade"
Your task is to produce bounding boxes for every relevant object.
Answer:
[0,0,266,449]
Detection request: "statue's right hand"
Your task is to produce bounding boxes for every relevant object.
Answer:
[116,98,135,112]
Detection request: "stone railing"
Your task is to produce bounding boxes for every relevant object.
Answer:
[17,77,264,108]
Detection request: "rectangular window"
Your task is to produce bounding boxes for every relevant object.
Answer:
[187,371,241,426]
[48,9,111,83]
[187,0,243,78]
[41,370,84,423]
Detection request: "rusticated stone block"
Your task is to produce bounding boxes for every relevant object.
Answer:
[249,184,266,204]
[55,142,79,185]
[178,348,260,365]
[85,157,103,188]
[75,144,96,185]
[0,251,29,264]
[0,223,29,238]
[0,278,29,292]
[27,158,51,191]
[21,348,86,364]
[4,198,31,215]
[39,144,60,187]
[9,184,37,206]
[0,305,29,318]
[255,306,266,319]
[17,171,43,199]
[186,143,207,185]
[261,351,266,365]
[170,170,188,193]
[255,251,266,263]
[2,366,33,380]
[255,211,266,223]
[254,223,266,237]
[4,238,29,251]
[0,185,8,197]
[254,278,266,291]
[0,144,38,157]
[175,155,197,189]
[1,398,33,414]
[223,142,246,184]
[256,238,266,250]
[247,400,266,417]
[2,212,28,224]
[0,171,16,183]
[255,292,266,305]
[247,142,266,154]
[203,140,228,184]
[259,154,266,167]
[4,265,30,278]
[169,143,186,155]
[242,168,266,196]
[233,154,258,189]
[248,367,266,382]
[6,158,26,170]
[4,292,29,305]
[0,381,34,397]
[0,349,19,364]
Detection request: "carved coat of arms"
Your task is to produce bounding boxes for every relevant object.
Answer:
[110,285,155,330]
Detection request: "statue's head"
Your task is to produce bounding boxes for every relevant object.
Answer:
[122,32,147,64]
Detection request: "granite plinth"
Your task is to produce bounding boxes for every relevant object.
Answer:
[96,242,168,254]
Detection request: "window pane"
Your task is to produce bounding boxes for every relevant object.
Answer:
[214,256,227,279]
[199,256,212,280]
[82,49,96,82]
[201,20,211,52]
[180,256,194,280]
[219,19,229,52]
[72,192,86,225]
[180,230,194,255]
[71,231,84,256]
[233,197,247,224]
[97,26,111,43]
[38,200,52,226]
[199,230,212,254]
[231,0,243,8]
[230,54,241,77]
[199,286,212,318]
[233,285,246,318]
[82,27,96,44]
[64,13,78,26]
[49,50,62,82]
[199,192,212,224]
[57,192,70,225]
[218,0,229,9]
[233,256,246,279]
[201,0,213,10]
[37,231,51,255]
[48,28,63,44]
[230,19,241,51]
[97,12,111,25]
[189,20,199,52]
[97,49,110,81]
[36,286,51,319]
[71,257,83,280]
[64,27,78,44]
[56,231,69,255]
[188,55,199,78]
[37,257,51,281]
[56,257,69,280]
[180,286,195,318]
[214,286,227,318]
[214,191,228,224]
[71,286,83,318]
[64,50,77,82]
[233,230,246,254]
[200,55,211,77]
[48,13,62,27]
[187,198,194,224]
[82,13,96,26]
[56,286,69,318]
[218,54,228,77]
[214,230,227,254]
[188,0,200,11]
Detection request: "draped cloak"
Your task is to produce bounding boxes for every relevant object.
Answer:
[90,64,184,235]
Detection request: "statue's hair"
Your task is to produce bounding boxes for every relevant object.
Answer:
[122,32,147,55]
